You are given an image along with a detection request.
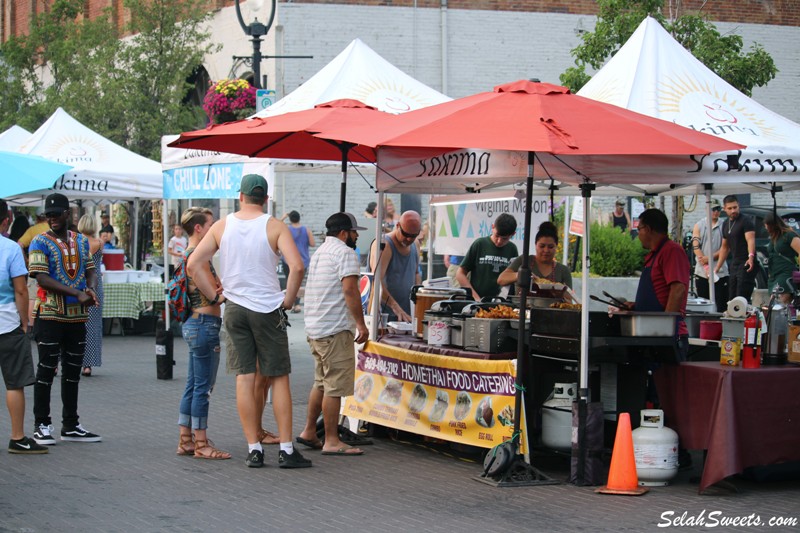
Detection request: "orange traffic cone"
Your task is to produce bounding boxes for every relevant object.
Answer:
[596,412,649,495]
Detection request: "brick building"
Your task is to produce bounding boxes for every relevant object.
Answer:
[3,0,800,241]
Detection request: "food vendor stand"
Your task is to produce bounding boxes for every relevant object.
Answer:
[316,79,744,486]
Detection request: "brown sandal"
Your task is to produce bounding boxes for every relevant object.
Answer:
[177,434,195,456]
[258,428,280,445]
[194,439,231,460]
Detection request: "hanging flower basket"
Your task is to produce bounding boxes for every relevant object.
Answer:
[203,79,257,123]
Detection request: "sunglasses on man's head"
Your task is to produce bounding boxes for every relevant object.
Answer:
[398,224,419,239]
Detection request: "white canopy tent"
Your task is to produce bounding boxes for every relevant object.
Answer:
[14,108,162,200]
[0,125,31,152]
[578,16,800,181]
[254,38,451,118]
[12,108,163,267]
[578,15,800,304]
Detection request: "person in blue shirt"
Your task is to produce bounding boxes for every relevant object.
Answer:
[0,200,48,454]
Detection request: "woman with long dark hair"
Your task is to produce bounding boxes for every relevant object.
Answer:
[497,220,572,291]
[764,212,800,304]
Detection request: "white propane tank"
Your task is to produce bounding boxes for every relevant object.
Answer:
[632,409,679,486]
[541,382,576,452]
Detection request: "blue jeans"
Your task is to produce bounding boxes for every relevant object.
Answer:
[178,314,221,430]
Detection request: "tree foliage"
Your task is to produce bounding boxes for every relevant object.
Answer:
[0,0,216,159]
[560,0,777,96]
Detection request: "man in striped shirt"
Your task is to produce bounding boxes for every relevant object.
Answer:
[296,212,369,456]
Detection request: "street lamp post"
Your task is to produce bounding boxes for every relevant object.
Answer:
[234,0,276,89]
[233,0,313,90]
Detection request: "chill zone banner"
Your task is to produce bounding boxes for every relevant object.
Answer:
[433,197,551,256]
[343,341,527,453]
[162,162,274,199]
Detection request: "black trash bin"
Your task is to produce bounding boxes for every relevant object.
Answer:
[155,319,175,380]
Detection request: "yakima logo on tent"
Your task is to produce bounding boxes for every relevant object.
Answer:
[53,175,110,192]
[659,80,782,141]
[416,151,492,177]
[184,148,223,159]
[690,150,798,174]
[52,138,103,164]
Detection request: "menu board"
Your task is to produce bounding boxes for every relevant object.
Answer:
[344,341,526,452]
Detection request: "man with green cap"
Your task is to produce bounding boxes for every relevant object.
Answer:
[188,174,311,469]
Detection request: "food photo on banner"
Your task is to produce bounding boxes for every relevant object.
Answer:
[344,341,528,453]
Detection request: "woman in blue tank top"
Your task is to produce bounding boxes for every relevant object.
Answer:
[281,211,315,312]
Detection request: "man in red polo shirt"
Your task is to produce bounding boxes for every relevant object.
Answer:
[620,208,689,361]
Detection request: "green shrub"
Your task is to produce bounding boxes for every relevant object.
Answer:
[583,223,646,277]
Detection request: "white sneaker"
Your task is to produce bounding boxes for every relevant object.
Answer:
[33,423,57,446]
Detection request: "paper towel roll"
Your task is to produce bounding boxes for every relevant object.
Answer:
[727,296,748,318]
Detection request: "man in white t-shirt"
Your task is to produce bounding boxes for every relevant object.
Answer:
[0,200,48,454]
[167,224,188,276]
[296,212,369,456]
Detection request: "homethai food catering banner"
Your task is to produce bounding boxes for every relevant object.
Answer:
[344,341,526,452]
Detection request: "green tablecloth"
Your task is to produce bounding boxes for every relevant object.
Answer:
[103,282,165,319]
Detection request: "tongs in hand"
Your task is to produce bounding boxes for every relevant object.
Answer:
[602,291,628,308]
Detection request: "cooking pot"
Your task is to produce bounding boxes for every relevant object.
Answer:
[422,311,452,343]
[410,286,468,338]
[450,314,467,348]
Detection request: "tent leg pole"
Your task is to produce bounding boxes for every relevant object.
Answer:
[704,186,715,305]
[370,192,384,340]
[474,152,557,488]
[163,199,170,330]
[576,182,595,486]
[339,152,347,212]
[427,207,434,281]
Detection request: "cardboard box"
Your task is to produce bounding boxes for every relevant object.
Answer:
[720,337,741,366]
[788,325,800,364]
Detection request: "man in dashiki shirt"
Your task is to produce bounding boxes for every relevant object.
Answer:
[28,193,102,446]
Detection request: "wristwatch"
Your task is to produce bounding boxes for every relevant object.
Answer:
[210,294,220,305]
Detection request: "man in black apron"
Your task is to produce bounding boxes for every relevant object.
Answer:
[620,208,690,362]
[620,208,692,469]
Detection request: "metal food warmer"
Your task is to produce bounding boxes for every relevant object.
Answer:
[527,307,682,364]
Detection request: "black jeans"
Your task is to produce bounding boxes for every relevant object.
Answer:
[729,261,757,302]
[33,319,87,428]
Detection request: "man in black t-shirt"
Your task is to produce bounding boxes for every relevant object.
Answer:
[456,213,518,301]
[716,195,757,301]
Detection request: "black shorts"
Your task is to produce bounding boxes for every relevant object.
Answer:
[0,327,35,389]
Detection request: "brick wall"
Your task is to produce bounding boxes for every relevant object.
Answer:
[3,0,800,41]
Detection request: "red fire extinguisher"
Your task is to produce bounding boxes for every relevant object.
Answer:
[742,313,761,368]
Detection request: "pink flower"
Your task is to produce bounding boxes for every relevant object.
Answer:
[203,79,257,119]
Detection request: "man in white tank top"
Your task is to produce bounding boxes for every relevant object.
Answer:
[188,174,312,469]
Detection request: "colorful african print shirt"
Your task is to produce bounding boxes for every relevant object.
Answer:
[28,230,95,322]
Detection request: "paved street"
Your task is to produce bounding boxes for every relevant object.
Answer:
[1,314,798,532]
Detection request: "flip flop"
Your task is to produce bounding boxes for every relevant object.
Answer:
[259,429,280,445]
[321,447,364,456]
[295,436,323,450]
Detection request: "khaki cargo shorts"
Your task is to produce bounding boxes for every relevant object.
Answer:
[307,330,356,397]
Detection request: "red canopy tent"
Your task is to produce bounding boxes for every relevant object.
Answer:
[316,80,744,486]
